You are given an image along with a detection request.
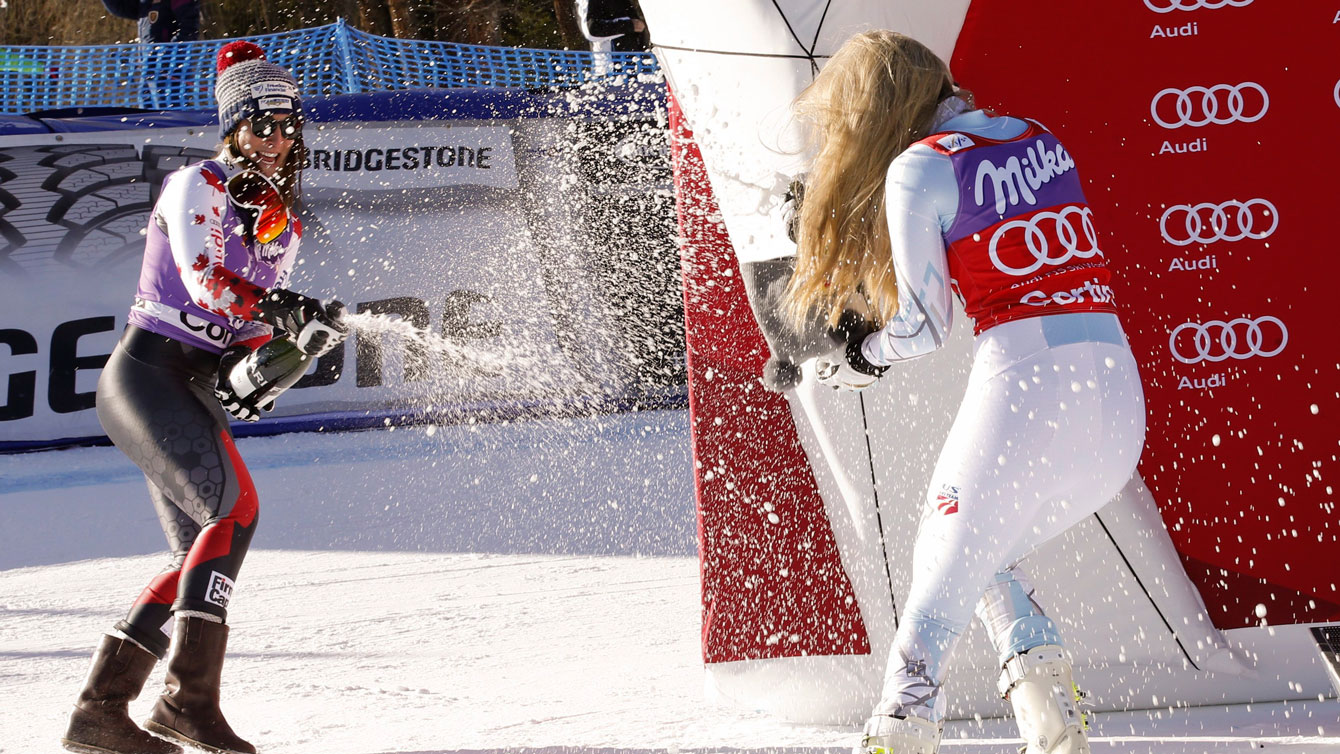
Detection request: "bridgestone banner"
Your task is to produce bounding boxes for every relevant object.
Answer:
[306,126,519,190]
[0,86,685,450]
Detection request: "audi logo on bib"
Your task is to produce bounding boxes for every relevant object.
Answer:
[988,204,1102,276]
[1168,316,1288,364]
[1143,0,1253,12]
[1158,198,1278,246]
[1150,83,1268,128]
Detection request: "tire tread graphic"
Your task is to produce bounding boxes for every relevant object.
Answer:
[0,144,215,276]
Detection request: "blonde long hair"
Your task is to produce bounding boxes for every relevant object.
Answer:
[785,30,954,329]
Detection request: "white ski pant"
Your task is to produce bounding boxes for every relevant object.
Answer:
[874,312,1146,721]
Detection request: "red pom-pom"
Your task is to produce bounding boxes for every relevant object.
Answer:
[216,41,266,73]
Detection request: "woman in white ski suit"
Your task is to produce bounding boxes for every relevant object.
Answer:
[785,31,1146,754]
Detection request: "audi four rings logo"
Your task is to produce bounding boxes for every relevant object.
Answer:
[1158,198,1278,246]
[1169,316,1287,364]
[1144,0,1252,12]
[989,205,1102,276]
[1151,83,1268,128]
[1334,79,1340,109]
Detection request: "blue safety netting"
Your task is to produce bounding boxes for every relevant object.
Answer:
[0,19,660,115]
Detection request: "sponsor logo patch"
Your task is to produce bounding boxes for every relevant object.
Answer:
[255,237,288,264]
[206,571,235,609]
[250,81,298,98]
[936,133,975,153]
[989,204,1102,276]
[132,298,235,347]
[257,96,295,111]
[973,138,1076,213]
[1019,276,1115,307]
[934,484,961,515]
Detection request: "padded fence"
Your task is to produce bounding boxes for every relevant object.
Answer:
[0,19,660,114]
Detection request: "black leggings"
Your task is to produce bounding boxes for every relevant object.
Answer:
[96,326,259,658]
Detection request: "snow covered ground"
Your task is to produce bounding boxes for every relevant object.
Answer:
[2,410,1337,753]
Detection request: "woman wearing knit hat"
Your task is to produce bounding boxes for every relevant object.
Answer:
[61,41,345,754]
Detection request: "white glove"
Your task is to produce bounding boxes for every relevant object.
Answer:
[214,346,263,422]
[782,174,806,244]
[257,292,349,357]
[811,311,889,392]
[814,343,881,392]
[214,386,264,422]
[294,313,348,357]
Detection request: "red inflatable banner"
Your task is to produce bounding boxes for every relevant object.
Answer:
[667,94,870,662]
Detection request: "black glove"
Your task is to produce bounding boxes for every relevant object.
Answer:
[813,310,889,392]
[253,288,324,335]
[255,290,349,356]
[762,356,803,392]
[214,345,264,422]
[783,175,807,244]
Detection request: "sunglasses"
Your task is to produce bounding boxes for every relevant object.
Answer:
[226,170,289,244]
[249,112,302,140]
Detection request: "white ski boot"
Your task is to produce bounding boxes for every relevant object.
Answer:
[998,644,1089,754]
[855,713,942,754]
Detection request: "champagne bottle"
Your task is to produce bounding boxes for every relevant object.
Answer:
[226,336,311,406]
[226,302,346,406]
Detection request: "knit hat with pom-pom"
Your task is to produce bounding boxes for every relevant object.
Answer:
[214,41,300,139]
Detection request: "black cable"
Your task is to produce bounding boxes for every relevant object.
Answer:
[653,43,830,61]
[860,392,900,630]
[807,0,835,76]
[1093,511,1199,670]
[769,0,815,59]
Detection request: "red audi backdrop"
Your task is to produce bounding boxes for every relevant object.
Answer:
[951,0,1339,628]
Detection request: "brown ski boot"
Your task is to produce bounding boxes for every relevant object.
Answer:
[61,634,182,754]
[144,617,255,754]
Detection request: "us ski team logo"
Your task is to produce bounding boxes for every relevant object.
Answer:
[207,571,236,609]
[935,485,961,515]
[936,133,975,153]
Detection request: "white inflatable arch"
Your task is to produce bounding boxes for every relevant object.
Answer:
[641,0,1338,725]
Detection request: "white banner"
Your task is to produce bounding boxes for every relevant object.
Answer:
[0,89,680,448]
